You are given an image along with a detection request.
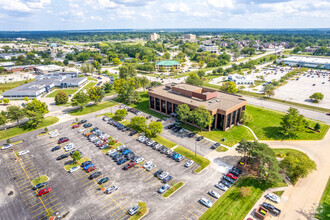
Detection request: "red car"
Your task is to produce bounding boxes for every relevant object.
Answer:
[58,137,69,144]
[72,124,80,129]
[38,188,52,196]
[97,142,106,147]
[226,173,238,180]
[87,165,96,173]
[123,162,136,170]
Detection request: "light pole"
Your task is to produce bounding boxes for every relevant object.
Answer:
[194,137,197,157]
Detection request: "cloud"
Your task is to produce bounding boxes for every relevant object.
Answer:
[0,0,51,13]
[207,0,235,9]
[163,2,189,13]
[90,15,102,21]
[26,0,51,9]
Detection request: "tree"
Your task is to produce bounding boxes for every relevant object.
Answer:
[238,187,252,198]
[81,63,95,74]
[264,84,275,97]
[139,76,150,91]
[24,97,30,102]
[163,52,171,60]
[55,91,68,105]
[103,82,113,94]
[119,64,136,79]
[63,59,69,66]
[241,111,253,124]
[113,109,127,121]
[114,78,140,104]
[0,114,6,127]
[176,104,190,125]
[314,123,321,131]
[197,70,205,78]
[24,99,49,128]
[146,121,163,137]
[72,151,82,164]
[3,98,10,105]
[192,106,214,132]
[185,73,203,86]
[6,105,25,126]
[280,107,307,137]
[87,86,104,103]
[220,81,237,94]
[150,81,162,87]
[112,58,121,66]
[130,116,146,132]
[309,92,324,103]
[71,91,90,109]
[77,52,90,62]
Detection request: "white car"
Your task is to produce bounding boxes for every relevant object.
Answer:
[49,131,59,138]
[18,150,30,156]
[199,198,213,208]
[146,164,156,171]
[106,149,116,156]
[143,161,152,169]
[266,193,281,203]
[1,144,12,150]
[185,160,194,167]
[158,184,170,194]
[215,183,228,191]
[128,205,140,216]
[135,157,144,163]
[158,172,169,180]
[105,185,118,194]
[78,128,85,133]
[116,145,125,151]
[69,166,80,173]
[208,190,220,199]
[64,143,75,152]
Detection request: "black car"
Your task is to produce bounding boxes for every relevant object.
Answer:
[188,132,196,138]
[223,176,235,184]
[129,130,138,136]
[56,154,69,160]
[146,115,152,119]
[32,182,48,190]
[154,169,163,177]
[126,152,135,160]
[83,123,92,128]
[211,144,219,149]
[81,161,92,167]
[79,120,87,124]
[196,136,204,141]
[168,152,176,158]
[122,127,129,131]
[167,124,175,129]
[220,179,232,187]
[51,146,61,152]
[91,127,99,132]
[98,177,110,184]
[231,167,243,174]
[214,143,220,147]
[89,171,102,179]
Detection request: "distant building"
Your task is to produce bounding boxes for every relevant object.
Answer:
[183,34,196,40]
[35,65,64,74]
[228,74,254,85]
[155,60,180,71]
[199,44,219,54]
[304,46,320,53]
[281,56,330,69]
[4,65,37,73]
[2,72,86,99]
[148,33,160,41]
[0,62,15,67]
[0,53,26,60]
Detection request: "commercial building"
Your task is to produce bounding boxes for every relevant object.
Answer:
[35,65,64,74]
[281,56,330,69]
[2,72,86,99]
[228,74,254,85]
[0,53,26,60]
[199,44,219,54]
[148,33,160,41]
[148,83,247,131]
[155,60,180,71]
[183,34,197,43]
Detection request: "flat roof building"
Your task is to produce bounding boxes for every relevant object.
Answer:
[148,83,247,131]
[199,44,220,54]
[228,74,254,85]
[281,56,330,69]
[155,60,180,71]
[35,65,64,74]
[148,33,160,41]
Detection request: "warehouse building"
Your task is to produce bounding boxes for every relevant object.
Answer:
[281,56,330,69]
[148,83,247,131]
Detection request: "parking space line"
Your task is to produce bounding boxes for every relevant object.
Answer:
[187,210,199,219]
[25,197,39,206]
[23,164,36,170]
[149,178,159,185]
[182,214,190,220]
[136,169,147,176]
[53,206,63,213]
[17,181,30,187]
[23,194,36,201]
[20,187,33,194]
[27,202,41,210]
[143,175,154,182]
[105,198,128,214]
[82,180,95,187]
[192,205,204,214]
[46,202,60,211]
[111,200,132,217]
[153,182,162,189]
[102,195,124,209]
[31,210,45,219]
[43,194,55,202]
[29,205,44,214]
[79,177,89,183]
[140,171,152,178]
[44,198,58,206]
[206,194,215,201]
[131,167,142,174]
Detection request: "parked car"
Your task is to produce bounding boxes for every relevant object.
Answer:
[143,161,152,169]
[196,136,204,141]
[173,153,181,160]
[105,185,118,194]
[58,137,69,144]
[78,128,86,133]
[220,179,232,188]
[158,184,171,194]
[56,154,69,160]
[1,143,12,150]
[226,173,238,180]
[69,166,80,173]
[223,176,235,184]
[199,198,213,208]
[17,150,30,156]
[117,158,128,165]
[124,162,136,170]
[158,172,169,180]
[129,130,138,136]
[72,124,80,129]
[122,149,131,155]
[79,119,87,124]
[261,202,281,216]
[154,169,163,177]
[185,160,194,167]
[103,116,110,121]
[215,182,228,191]
[208,190,220,199]
[188,133,196,138]
[146,164,156,171]
[81,161,92,167]
[32,182,48,190]
[38,188,52,196]
[64,143,75,152]
[106,149,116,156]
[98,177,110,184]
[134,157,144,163]
[265,193,280,203]
[128,205,140,216]
[176,155,185,162]
[86,165,96,173]
[83,163,94,170]
[83,123,92,128]
[89,171,102,179]
[162,175,173,183]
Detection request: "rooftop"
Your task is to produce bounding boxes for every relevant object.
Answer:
[35,65,63,71]
[283,56,330,64]
[156,60,180,66]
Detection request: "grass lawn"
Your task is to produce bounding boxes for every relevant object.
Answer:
[64,157,90,171]
[87,77,98,82]
[31,175,49,186]
[174,146,210,173]
[316,178,330,219]
[216,146,229,152]
[200,177,285,220]
[180,123,255,147]
[272,148,303,155]
[69,101,117,116]
[101,142,123,154]
[273,191,285,197]
[152,135,176,148]
[83,81,97,90]
[163,181,184,198]
[97,112,114,118]
[0,79,34,94]
[129,202,147,220]
[121,120,130,126]
[246,105,329,141]
[0,116,59,141]
[46,89,78,98]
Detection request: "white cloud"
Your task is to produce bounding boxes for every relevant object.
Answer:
[90,15,102,21]
[163,2,189,13]
[0,0,32,12]
[208,0,235,9]
[26,0,51,9]
[97,0,117,8]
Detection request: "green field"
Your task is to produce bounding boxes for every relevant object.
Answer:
[31,175,49,186]
[69,101,117,116]
[87,77,98,82]
[174,146,210,173]
[163,181,184,198]
[200,177,286,220]
[246,105,329,140]
[128,202,147,220]
[64,157,90,171]
[0,79,34,94]
[83,81,97,90]
[316,178,330,219]
[46,89,78,98]
[0,116,59,141]
[152,135,176,148]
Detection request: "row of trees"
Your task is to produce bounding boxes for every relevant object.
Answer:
[130,116,163,137]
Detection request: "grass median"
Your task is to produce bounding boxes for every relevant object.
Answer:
[174,146,210,173]
[69,101,117,116]
[0,116,59,141]
[31,175,49,186]
[163,181,184,198]
[83,81,97,90]
[129,202,147,220]
[46,89,78,98]
[101,142,123,154]
[64,157,90,171]
[152,135,176,149]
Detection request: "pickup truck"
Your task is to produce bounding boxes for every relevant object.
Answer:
[261,202,281,216]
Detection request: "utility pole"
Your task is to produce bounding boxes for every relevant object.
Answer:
[195,138,197,157]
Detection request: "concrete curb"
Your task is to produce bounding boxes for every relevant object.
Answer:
[162,182,185,199]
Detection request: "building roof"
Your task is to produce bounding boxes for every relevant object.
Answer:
[35,65,63,71]
[283,56,330,65]
[156,60,180,66]
[148,83,246,112]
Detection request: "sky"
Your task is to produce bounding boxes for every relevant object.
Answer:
[0,0,329,31]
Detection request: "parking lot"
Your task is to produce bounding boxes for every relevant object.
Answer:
[0,107,240,220]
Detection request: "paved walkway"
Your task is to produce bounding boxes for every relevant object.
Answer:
[241,125,259,141]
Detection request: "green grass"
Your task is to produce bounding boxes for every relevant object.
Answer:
[64,157,90,171]
[121,120,130,126]
[0,79,34,94]
[180,123,255,147]
[69,101,117,116]
[97,112,114,118]
[101,142,123,154]
[174,146,210,173]
[152,135,176,148]
[163,181,184,198]
[128,202,147,220]
[216,146,229,152]
[87,77,98,82]
[273,191,284,197]
[0,116,59,141]
[316,178,330,219]
[83,81,97,90]
[31,175,49,186]
[272,148,304,155]
[246,105,329,141]
[46,89,78,98]
[200,177,285,220]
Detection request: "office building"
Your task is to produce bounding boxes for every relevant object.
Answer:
[199,44,219,54]
[155,60,180,71]
[281,56,330,69]
[148,33,160,41]
[228,74,254,85]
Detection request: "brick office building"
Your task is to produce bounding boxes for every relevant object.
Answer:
[148,83,247,131]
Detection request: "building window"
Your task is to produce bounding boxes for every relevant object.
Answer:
[150,96,154,109]
[155,98,160,111]
[237,108,241,122]
[211,115,216,129]
[226,113,231,128]
[217,114,224,130]
[161,100,166,113]
[231,110,236,125]
[167,101,172,114]
[173,103,178,113]
[242,105,246,111]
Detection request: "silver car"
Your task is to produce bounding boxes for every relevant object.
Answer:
[208,190,220,199]
[158,184,170,194]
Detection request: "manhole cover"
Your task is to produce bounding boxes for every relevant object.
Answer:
[8,191,14,196]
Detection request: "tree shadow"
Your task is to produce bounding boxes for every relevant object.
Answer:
[262,126,285,140]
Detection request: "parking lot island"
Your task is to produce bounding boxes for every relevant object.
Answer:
[162,181,185,198]
[174,146,210,173]
[31,175,49,186]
